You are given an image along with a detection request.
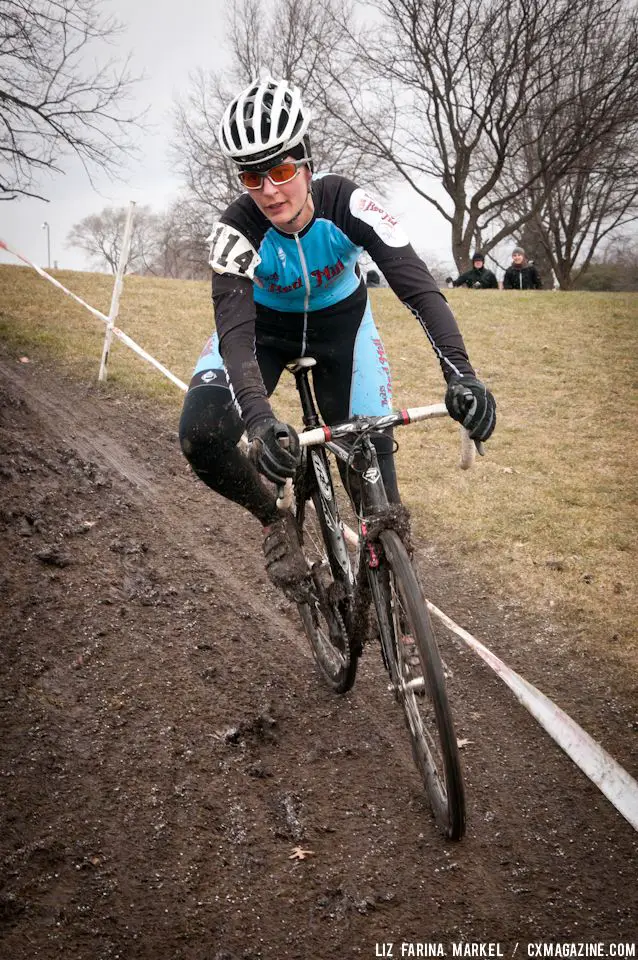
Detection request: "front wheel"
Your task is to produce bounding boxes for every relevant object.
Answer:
[372,529,466,840]
[295,453,359,693]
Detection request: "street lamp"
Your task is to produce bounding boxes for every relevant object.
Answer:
[41,221,51,269]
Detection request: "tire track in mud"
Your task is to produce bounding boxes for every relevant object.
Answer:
[1,353,635,959]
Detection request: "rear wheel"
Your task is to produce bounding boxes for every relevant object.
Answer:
[295,450,359,693]
[372,529,466,840]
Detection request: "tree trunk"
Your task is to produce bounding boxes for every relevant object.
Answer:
[451,208,476,274]
[553,259,574,291]
[519,221,554,289]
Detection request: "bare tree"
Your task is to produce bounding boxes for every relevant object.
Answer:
[141,198,211,280]
[171,70,244,222]
[518,137,638,289]
[169,0,638,279]
[170,0,394,226]
[314,0,638,271]
[67,200,215,278]
[66,206,159,274]
[0,0,141,201]
[493,3,638,289]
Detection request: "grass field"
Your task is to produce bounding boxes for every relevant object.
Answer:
[1,263,636,671]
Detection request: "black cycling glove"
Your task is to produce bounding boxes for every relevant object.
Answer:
[445,374,496,442]
[247,417,300,485]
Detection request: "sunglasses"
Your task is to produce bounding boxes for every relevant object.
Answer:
[238,159,309,190]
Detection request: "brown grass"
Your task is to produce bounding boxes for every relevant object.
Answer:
[1,264,636,670]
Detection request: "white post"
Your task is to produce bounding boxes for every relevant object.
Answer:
[99,201,136,382]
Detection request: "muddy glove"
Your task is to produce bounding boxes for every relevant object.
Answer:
[445,374,496,441]
[247,417,300,485]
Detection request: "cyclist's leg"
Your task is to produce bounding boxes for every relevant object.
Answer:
[310,295,400,504]
[179,332,284,525]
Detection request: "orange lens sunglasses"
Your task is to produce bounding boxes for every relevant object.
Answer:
[238,159,308,190]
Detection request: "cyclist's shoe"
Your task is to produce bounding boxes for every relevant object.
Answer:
[262,511,313,603]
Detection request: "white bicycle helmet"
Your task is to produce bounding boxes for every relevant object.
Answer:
[218,76,311,168]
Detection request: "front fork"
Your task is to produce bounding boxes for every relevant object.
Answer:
[355,441,390,571]
[354,443,404,684]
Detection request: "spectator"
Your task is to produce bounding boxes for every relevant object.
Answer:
[503,247,543,290]
[447,252,498,289]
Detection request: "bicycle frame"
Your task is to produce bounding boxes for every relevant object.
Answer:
[288,355,470,641]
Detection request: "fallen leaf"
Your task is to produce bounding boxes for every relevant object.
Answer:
[289,846,314,861]
[457,738,473,749]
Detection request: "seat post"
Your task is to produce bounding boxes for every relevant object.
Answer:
[287,357,320,429]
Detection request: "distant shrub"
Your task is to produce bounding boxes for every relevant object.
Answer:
[574,245,638,292]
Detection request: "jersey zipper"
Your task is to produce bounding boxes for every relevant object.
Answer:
[294,232,312,355]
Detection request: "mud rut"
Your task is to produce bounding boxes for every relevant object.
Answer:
[0,351,636,960]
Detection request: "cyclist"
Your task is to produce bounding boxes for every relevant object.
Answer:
[179,76,496,600]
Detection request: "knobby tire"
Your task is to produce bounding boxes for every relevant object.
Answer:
[295,453,358,694]
[374,529,466,840]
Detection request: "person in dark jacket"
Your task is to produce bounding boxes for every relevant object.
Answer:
[503,247,542,289]
[450,252,498,289]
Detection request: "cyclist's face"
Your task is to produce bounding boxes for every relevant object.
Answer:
[248,157,314,233]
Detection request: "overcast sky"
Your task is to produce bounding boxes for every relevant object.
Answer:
[0,0,455,274]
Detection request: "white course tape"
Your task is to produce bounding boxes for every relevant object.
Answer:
[0,239,188,393]
[427,599,638,833]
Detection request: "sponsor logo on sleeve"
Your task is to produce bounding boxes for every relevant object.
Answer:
[350,188,409,248]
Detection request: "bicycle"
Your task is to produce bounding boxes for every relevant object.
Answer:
[275,356,478,841]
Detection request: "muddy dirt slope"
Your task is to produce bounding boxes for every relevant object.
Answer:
[0,351,636,960]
